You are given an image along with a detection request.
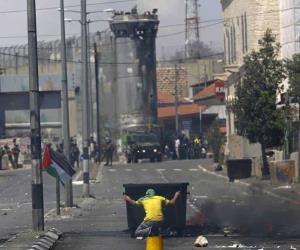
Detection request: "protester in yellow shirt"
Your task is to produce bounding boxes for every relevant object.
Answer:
[124,189,180,238]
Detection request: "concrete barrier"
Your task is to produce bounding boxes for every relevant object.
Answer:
[269,160,296,184]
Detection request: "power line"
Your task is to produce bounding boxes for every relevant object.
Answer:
[0,19,223,43]
[0,50,224,65]
[0,0,137,14]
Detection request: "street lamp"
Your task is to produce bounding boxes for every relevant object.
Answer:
[60,2,112,197]
[59,0,72,208]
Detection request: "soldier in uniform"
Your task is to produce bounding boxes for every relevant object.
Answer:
[104,137,114,166]
[4,145,15,169]
[0,146,4,170]
[70,140,80,168]
[12,143,20,168]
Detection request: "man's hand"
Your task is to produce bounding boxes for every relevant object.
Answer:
[124,195,130,202]
[124,194,136,205]
[170,191,181,204]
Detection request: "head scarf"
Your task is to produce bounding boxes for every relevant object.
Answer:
[144,188,155,198]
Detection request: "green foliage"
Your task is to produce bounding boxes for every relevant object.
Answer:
[207,122,225,163]
[227,29,286,147]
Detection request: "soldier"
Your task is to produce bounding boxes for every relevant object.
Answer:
[0,146,4,170]
[104,137,114,166]
[70,141,80,168]
[4,145,15,169]
[12,143,20,168]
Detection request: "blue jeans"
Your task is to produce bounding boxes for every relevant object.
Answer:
[135,220,163,237]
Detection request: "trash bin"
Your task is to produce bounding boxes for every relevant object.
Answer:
[227,159,252,182]
[123,182,189,235]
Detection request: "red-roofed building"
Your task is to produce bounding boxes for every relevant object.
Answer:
[157,91,219,137]
[192,79,226,135]
[193,79,225,106]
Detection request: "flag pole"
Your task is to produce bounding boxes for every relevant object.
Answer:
[56,176,61,215]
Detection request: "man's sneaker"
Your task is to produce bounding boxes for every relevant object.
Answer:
[136,236,144,240]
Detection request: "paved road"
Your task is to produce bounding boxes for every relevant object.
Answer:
[0,167,82,244]
[52,159,300,249]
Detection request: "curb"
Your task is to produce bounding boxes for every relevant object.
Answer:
[198,164,295,203]
[27,228,63,250]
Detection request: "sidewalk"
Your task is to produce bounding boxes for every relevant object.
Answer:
[0,162,102,250]
[199,160,300,204]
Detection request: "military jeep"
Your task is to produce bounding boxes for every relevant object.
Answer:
[125,133,162,163]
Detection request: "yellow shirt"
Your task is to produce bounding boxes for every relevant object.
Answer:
[136,195,171,221]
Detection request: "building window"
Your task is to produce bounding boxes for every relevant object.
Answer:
[230,26,234,63]
[233,24,236,62]
[226,29,231,64]
[224,34,227,64]
[244,12,248,52]
[241,15,245,53]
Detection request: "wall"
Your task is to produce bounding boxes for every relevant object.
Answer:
[222,0,280,67]
[280,0,300,60]
[156,66,188,98]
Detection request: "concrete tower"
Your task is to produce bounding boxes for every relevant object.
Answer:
[185,0,201,58]
[110,8,160,133]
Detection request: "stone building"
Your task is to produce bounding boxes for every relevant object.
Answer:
[220,0,281,154]
[156,66,189,98]
[279,0,300,60]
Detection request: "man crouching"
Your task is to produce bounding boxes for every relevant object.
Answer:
[124,189,180,238]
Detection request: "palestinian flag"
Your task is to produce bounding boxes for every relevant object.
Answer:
[42,144,76,185]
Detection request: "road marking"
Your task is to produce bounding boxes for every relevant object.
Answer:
[189,168,198,171]
[73,170,82,182]
[72,180,84,185]
[107,169,117,172]
[173,169,182,171]
[198,164,293,202]
[45,208,56,218]
[125,169,132,172]
[0,208,13,211]
[192,195,209,199]
[187,200,200,212]
[141,169,148,172]
[157,167,200,212]
[157,169,166,172]
[198,165,228,180]
[156,170,168,183]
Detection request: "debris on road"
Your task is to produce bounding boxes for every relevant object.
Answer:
[194,235,208,247]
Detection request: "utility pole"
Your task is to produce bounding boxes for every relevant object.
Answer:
[94,43,101,162]
[199,106,202,135]
[174,64,179,135]
[60,0,73,207]
[81,0,90,197]
[27,0,44,231]
[87,22,93,139]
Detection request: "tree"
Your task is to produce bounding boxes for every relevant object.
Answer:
[227,29,286,178]
[207,122,225,163]
[286,53,300,180]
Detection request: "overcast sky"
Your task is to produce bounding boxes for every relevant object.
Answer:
[0,0,223,56]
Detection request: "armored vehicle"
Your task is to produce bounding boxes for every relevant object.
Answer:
[125,133,162,163]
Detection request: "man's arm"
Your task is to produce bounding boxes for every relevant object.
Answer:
[124,194,137,205]
[169,191,180,205]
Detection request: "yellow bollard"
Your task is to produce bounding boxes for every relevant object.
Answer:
[146,236,164,250]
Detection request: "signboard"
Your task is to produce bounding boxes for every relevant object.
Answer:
[215,81,225,101]
[182,119,192,131]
